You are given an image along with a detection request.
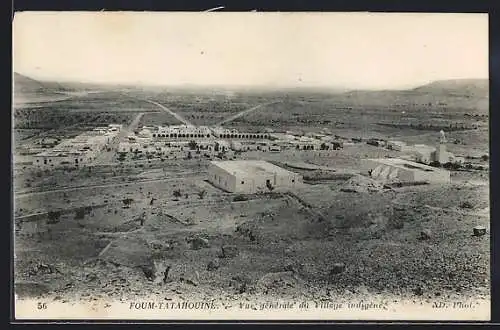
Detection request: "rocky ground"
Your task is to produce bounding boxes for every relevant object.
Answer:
[15,176,490,317]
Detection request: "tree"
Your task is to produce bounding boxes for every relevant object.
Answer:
[188,140,198,150]
[173,189,182,199]
[47,210,61,224]
[197,190,207,199]
[443,162,461,170]
[74,208,85,220]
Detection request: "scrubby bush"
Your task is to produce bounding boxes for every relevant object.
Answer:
[460,201,474,209]
[122,198,134,206]
[443,162,461,170]
[74,208,85,220]
[173,189,182,199]
[47,210,61,224]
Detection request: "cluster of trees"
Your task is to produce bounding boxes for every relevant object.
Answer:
[173,189,207,200]
[378,122,478,131]
[14,109,131,129]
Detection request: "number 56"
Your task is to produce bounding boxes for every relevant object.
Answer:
[37,302,47,310]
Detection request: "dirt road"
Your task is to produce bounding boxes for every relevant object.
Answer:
[140,99,192,126]
[93,112,145,165]
[217,102,280,126]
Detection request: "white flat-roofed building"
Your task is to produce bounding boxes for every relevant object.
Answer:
[208,160,303,193]
[33,149,91,169]
[361,158,451,184]
[32,125,121,169]
[387,140,408,151]
[154,125,212,139]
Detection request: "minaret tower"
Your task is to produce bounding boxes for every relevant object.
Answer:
[434,130,448,163]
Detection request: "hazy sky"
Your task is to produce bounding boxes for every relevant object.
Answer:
[13,12,488,89]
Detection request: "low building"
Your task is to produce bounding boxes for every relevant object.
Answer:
[269,144,281,152]
[215,140,231,152]
[32,125,121,169]
[367,139,386,147]
[408,143,455,165]
[38,137,59,148]
[387,140,408,151]
[208,160,303,193]
[411,145,436,164]
[154,125,212,139]
[230,141,243,151]
[211,127,271,140]
[361,158,451,184]
[33,149,91,169]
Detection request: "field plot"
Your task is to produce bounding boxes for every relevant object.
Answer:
[138,112,183,127]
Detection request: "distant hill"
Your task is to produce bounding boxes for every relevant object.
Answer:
[412,79,489,98]
[13,73,489,113]
[337,79,488,113]
[13,73,45,93]
[13,73,69,105]
[12,73,117,105]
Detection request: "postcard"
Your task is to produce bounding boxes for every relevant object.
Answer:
[12,11,490,321]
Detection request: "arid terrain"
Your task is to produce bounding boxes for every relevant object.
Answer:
[13,73,490,314]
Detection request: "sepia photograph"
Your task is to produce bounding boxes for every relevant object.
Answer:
[12,12,490,320]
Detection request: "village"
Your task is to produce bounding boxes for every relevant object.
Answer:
[13,88,490,317]
[28,121,480,192]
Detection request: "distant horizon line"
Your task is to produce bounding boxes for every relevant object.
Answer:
[13,71,489,92]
